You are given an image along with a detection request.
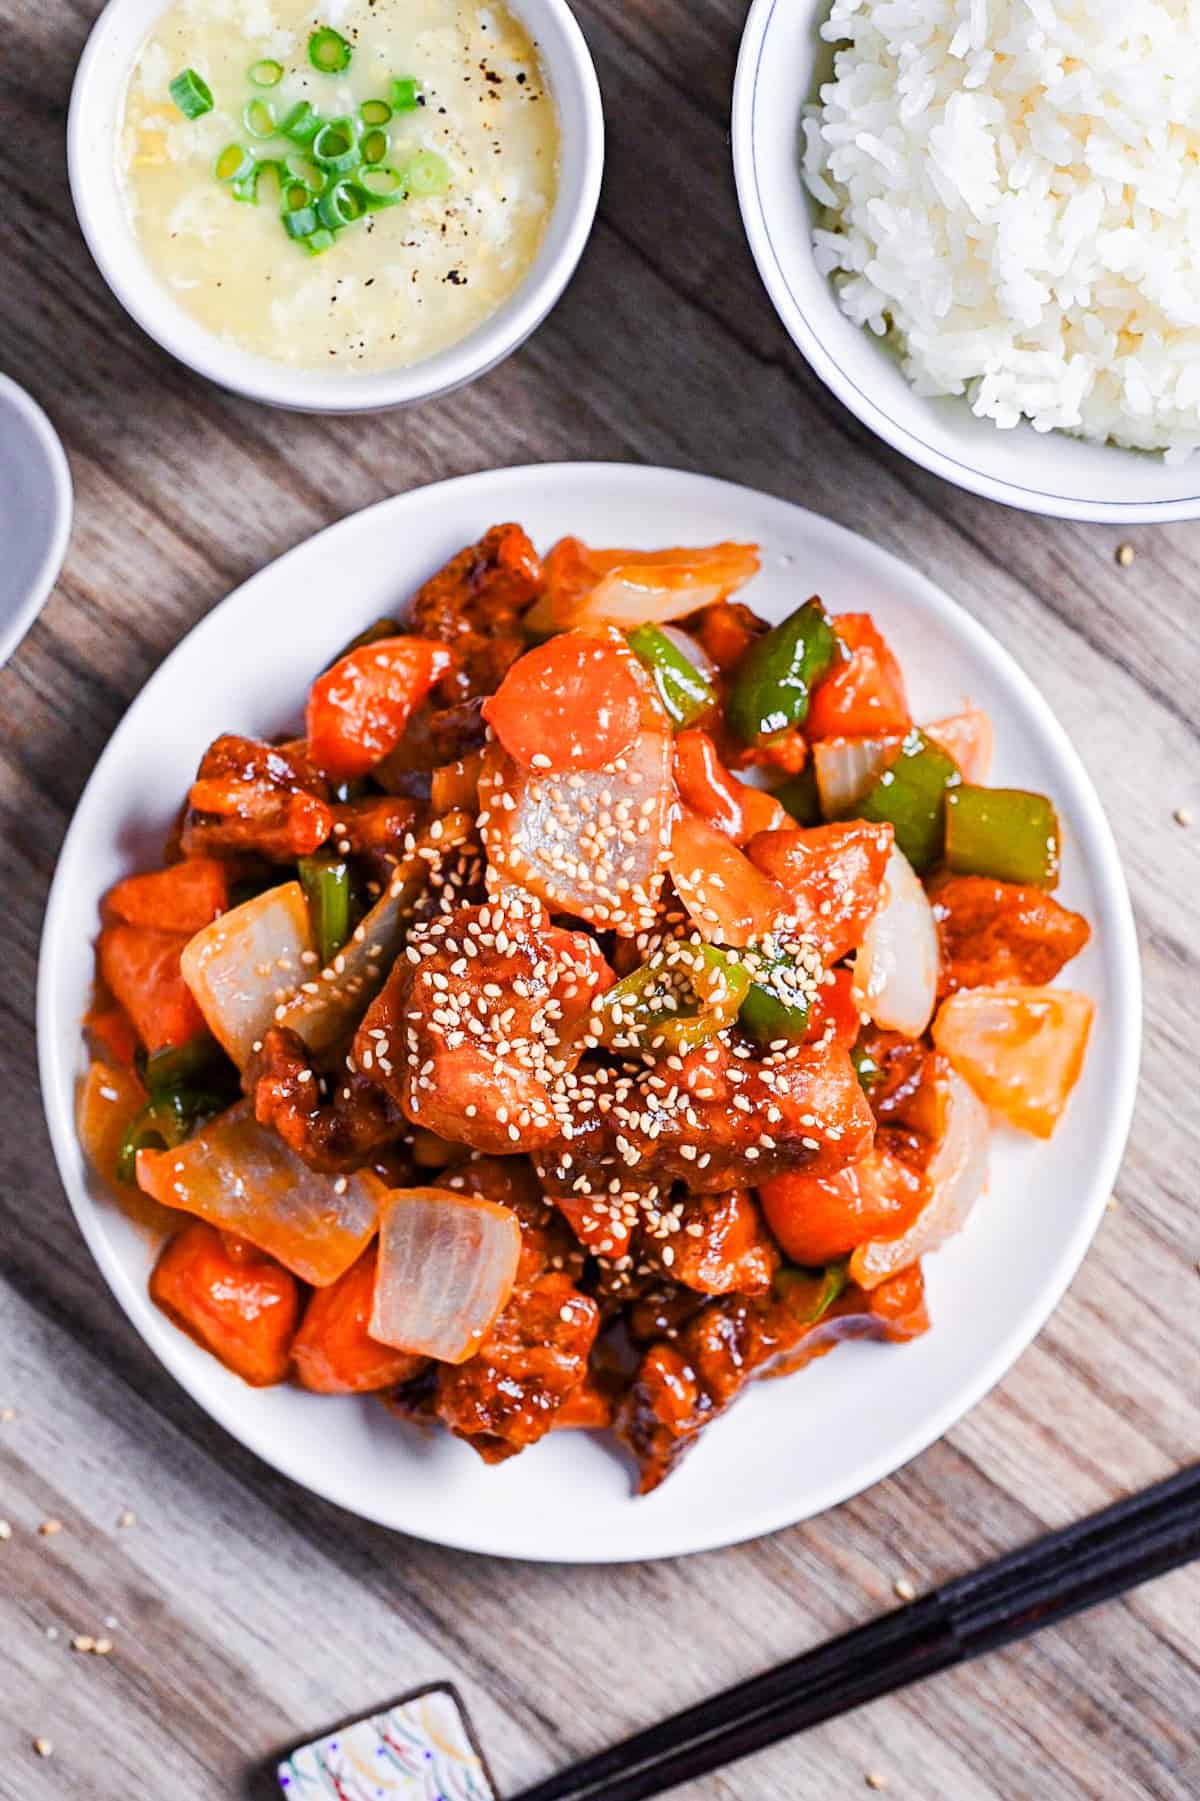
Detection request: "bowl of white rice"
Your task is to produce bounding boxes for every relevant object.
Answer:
[733,0,1200,519]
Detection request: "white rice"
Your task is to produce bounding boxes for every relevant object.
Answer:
[803,0,1200,459]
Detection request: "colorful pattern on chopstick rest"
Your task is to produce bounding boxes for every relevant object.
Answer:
[277,1685,496,1799]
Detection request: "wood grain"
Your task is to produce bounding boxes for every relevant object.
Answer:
[2,0,1199,1797]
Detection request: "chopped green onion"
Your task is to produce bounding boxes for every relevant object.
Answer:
[389,76,423,111]
[284,153,325,192]
[281,100,321,147]
[357,165,406,206]
[248,58,284,88]
[858,728,961,872]
[214,143,255,183]
[727,597,841,744]
[944,785,1061,889]
[305,227,337,255]
[627,624,716,730]
[361,127,389,165]
[360,97,392,125]
[309,26,353,73]
[312,117,361,174]
[298,857,353,965]
[316,178,365,229]
[168,67,214,119]
[283,202,319,239]
[400,148,449,196]
[242,97,277,139]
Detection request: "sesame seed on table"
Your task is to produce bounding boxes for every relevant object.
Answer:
[2,0,1199,1796]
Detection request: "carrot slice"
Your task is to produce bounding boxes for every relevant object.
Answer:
[97,923,207,1052]
[760,1144,929,1265]
[84,1003,140,1068]
[922,708,994,784]
[149,1221,300,1386]
[103,859,229,935]
[306,636,456,781]
[482,631,644,773]
[292,1245,425,1394]
[806,613,911,740]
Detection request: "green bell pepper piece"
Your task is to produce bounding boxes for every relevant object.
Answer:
[858,728,961,871]
[590,946,751,1055]
[626,625,716,729]
[701,945,812,1047]
[773,760,821,826]
[142,1036,224,1094]
[727,598,841,745]
[298,855,353,967]
[945,785,1061,888]
[115,1085,229,1185]
[775,1261,850,1326]
[850,1040,883,1093]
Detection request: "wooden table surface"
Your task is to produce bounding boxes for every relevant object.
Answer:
[4,0,1200,1796]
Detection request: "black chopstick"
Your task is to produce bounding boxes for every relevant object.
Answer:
[511,1464,1200,1801]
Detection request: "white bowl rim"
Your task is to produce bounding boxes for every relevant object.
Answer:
[0,373,73,668]
[67,0,604,413]
[732,0,1200,524]
[36,462,1143,1560]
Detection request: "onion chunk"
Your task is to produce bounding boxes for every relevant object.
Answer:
[370,1187,522,1365]
[850,1065,989,1287]
[852,845,938,1036]
[181,882,313,1068]
[136,1100,378,1286]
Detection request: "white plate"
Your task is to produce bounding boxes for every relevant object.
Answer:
[38,463,1141,1562]
[732,0,1200,522]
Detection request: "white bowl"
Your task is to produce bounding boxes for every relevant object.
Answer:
[38,463,1140,1561]
[68,0,603,413]
[0,374,73,667]
[733,0,1200,522]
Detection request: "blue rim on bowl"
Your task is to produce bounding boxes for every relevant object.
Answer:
[0,374,73,667]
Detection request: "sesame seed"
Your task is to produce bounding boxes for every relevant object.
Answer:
[1115,541,1135,567]
[0,1521,10,1540]
[71,1634,95,1653]
[117,1509,136,1529]
[33,1738,53,1759]
[1174,806,1193,827]
[39,1518,63,1537]
[894,1576,917,1602]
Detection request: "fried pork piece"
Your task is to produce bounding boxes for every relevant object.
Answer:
[537,1036,875,1198]
[246,1026,406,1173]
[931,874,1091,996]
[355,897,613,1156]
[617,1266,929,1493]
[332,795,423,855]
[433,1271,601,1463]
[182,735,333,861]
[387,1157,598,1462]
[408,523,542,703]
[640,1189,779,1297]
[441,1154,584,1286]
